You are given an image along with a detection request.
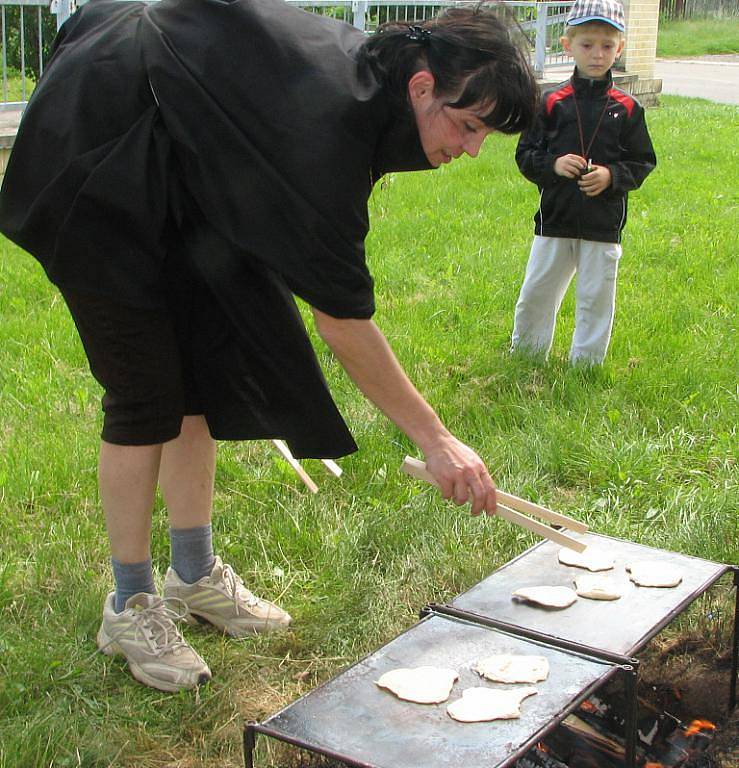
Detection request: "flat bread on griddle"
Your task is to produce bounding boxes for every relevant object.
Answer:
[512,585,578,609]
[558,546,615,572]
[626,561,682,588]
[375,666,459,704]
[447,686,538,722]
[474,654,549,684]
[574,574,623,601]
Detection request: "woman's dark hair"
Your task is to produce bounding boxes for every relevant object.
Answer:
[357,3,539,134]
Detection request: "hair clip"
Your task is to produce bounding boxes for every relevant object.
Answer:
[406,26,432,44]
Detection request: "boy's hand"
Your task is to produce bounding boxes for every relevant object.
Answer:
[554,154,587,178]
[578,165,612,197]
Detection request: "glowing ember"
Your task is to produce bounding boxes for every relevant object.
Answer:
[684,719,716,737]
[579,699,598,713]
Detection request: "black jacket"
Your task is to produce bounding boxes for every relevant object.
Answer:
[516,70,656,243]
[0,0,431,457]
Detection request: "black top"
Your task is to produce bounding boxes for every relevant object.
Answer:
[515,70,656,243]
[0,0,433,457]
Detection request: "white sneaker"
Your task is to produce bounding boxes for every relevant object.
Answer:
[97,592,211,692]
[164,556,292,637]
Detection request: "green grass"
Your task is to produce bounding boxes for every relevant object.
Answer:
[657,17,739,57]
[0,95,737,767]
[1,70,36,102]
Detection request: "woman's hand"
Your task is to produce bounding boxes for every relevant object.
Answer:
[424,437,497,517]
[311,309,497,517]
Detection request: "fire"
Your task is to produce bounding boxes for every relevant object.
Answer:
[684,719,716,737]
[579,699,598,713]
[643,763,665,768]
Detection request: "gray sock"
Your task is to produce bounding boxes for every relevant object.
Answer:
[111,558,157,613]
[170,524,215,585]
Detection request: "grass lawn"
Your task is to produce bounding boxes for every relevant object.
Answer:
[0,95,737,767]
[657,17,739,57]
[1,70,36,102]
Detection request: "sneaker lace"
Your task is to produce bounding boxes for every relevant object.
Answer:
[106,597,192,657]
[221,562,259,609]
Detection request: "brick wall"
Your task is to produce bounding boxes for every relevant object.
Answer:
[621,0,660,78]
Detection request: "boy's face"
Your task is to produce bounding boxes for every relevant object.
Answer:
[562,24,625,80]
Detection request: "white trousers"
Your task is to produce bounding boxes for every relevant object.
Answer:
[511,236,622,364]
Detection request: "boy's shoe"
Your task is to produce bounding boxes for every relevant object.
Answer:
[97,591,212,693]
[163,556,292,637]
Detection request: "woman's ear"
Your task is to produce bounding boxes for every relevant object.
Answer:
[407,70,436,106]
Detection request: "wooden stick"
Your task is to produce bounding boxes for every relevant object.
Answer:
[496,490,588,533]
[402,457,585,531]
[272,440,318,494]
[493,504,586,552]
[320,459,343,477]
[400,456,586,553]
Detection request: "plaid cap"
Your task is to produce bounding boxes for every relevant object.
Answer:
[566,0,626,32]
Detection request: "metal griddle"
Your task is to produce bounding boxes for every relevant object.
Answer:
[444,532,735,659]
[244,534,737,768]
[434,531,738,768]
[244,613,625,768]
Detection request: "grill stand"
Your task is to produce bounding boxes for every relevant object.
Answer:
[623,661,639,768]
[244,722,378,768]
[242,542,738,768]
[731,566,739,712]
[243,612,624,768]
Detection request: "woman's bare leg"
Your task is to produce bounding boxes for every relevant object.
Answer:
[157,415,292,633]
[99,441,162,563]
[159,415,216,528]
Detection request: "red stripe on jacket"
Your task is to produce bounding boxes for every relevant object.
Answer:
[545,84,574,116]
[608,88,635,117]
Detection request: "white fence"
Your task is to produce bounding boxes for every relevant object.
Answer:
[0,0,50,107]
[0,0,575,109]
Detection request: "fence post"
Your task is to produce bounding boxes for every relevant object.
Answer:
[352,0,367,31]
[534,2,548,77]
[56,0,73,31]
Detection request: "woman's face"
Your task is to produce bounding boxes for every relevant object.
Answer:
[408,71,494,168]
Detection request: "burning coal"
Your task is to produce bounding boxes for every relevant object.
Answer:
[516,696,718,768]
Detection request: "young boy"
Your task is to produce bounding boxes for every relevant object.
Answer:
[512,0,656,365]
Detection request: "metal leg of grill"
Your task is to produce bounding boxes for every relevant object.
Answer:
[244,722,256,768]
[623,661,639,768]
[730,568,739,712]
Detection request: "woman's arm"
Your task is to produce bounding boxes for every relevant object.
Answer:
[312,308,497,515]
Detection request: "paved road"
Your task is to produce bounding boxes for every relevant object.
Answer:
[654,54,739,105]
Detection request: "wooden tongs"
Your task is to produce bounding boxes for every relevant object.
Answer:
[400,456,588,553]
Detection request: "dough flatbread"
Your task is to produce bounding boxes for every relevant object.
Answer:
[474,654,549,684]
[513,586,578,608]
[447,686,538,722]
[626,561,682,588]
[574,575,623,601]
[375,666,459,704]
[558,546,615,572]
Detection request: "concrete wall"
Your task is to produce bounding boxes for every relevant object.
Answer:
[0,147,10,179]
